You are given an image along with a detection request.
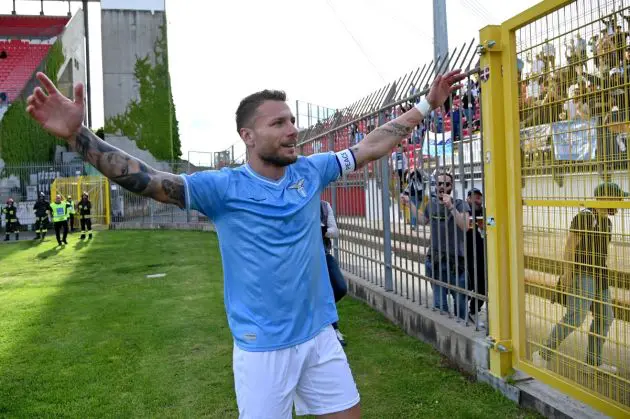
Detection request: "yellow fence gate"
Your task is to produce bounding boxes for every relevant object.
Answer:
[482,0,630,416]
[51,175,111,228]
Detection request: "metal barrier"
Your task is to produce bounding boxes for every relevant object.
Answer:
[51,175,111,227]
[0,161,212,232]
[298,38,489,330]
[482,0,630,415]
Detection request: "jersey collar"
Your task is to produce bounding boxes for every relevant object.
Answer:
[244,164,288,187]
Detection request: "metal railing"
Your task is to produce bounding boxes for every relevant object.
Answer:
[483,0,630,415]
[299,38,489,330]
[0,160,212,233]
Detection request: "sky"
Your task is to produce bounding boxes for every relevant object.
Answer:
[5,0,539,164]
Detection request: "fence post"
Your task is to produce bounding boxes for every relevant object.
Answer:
[328,134,340,260]
[479,25,513,377]
[379,110,394,292]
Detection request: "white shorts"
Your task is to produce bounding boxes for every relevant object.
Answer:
[232,325,360,418]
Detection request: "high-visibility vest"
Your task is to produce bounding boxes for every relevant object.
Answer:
[50,203,68,223]
[66,200,76,215]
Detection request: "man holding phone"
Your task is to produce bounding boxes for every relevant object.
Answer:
[402,172,470,320]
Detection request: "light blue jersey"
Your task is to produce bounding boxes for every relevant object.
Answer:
[181,152,352,351]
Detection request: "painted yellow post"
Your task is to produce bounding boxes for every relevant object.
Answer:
[478,25,513,377]
[500,24,526,373]
[104,178,111,226]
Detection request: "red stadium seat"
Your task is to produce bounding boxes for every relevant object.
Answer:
[0,15,69,37]
[0,40,52,102]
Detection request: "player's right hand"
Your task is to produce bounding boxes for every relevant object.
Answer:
[26,72,85,140]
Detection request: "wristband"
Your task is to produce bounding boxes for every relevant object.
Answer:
[335,149,356,175]
[414,98,432,117]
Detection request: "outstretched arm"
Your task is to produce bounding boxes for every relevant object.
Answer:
[350,70,465,168]
[69,127,185,208]
[26,72,185,209]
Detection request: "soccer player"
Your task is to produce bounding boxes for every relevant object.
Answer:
[26,70,464,418]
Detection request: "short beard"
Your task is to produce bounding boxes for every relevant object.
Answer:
[260,151,297,167]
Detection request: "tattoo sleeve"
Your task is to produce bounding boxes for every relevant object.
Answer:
[350,111,423,168]
[68,126,185,208]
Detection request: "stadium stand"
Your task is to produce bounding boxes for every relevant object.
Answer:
[0,40,51,102]
[0,15,69,38]
[0,15,69,105]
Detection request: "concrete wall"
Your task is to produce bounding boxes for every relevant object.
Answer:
[18,11,85,104]
[101,9,165,120]
[60,10,87,94]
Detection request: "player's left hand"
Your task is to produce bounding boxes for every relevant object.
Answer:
[426,69,466,109]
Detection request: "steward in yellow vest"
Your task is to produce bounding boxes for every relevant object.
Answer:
[50,195,69,246]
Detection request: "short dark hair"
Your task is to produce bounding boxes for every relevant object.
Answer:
[235,89,287,132]
[436,171,453,183]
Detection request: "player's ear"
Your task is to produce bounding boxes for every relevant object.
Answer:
[240,127,254,147]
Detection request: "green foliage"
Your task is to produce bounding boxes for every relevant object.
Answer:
[0,41,65,163]
[105,21,182,161]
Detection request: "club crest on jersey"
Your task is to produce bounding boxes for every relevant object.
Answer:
[288,178,307,198]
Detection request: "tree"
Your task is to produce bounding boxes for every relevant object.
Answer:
[104,21,181,161]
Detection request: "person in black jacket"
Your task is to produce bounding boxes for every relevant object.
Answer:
[2,198,19,241]
[77,192,93,240]
[33,192,52,240]
[466,188,486,328]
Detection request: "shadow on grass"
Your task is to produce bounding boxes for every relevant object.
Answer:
[0,230,236,418]
[73,238,90,251]
[36,246,63,260]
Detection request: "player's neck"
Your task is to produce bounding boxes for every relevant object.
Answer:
[247,158,286,181]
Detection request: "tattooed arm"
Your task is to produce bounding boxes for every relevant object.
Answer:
[348,69,465,168]
[69,126,185,208]
[24,73,183,208]
[350,108,426,168]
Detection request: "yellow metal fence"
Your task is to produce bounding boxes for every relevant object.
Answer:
[482,0,630,416]
[51,175,111,227]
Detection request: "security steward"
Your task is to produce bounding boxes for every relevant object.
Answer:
[65,195,76,232]
[2,198,19,241]
[77,192,93,240]
[50,194,69,246]
[33,192,52,240]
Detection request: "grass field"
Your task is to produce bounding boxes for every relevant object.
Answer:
[0,230,539,418]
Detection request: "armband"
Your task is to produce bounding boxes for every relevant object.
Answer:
[335,149,356,175]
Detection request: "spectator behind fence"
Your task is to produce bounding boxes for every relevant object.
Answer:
[466,188,486,328]
[400,168,425,228]
[320,200,347,347]
[402,172,470,320]
[391,143,408,192]
[534,182,628,374]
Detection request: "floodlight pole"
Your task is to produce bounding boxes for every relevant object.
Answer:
[83,0,92,128]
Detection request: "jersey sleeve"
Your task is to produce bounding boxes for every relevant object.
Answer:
[306,152,341,188]
[306,150,357,188]
[180,169,231,218]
